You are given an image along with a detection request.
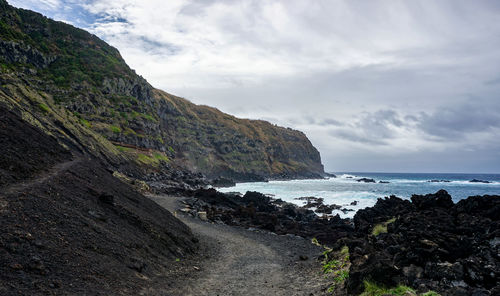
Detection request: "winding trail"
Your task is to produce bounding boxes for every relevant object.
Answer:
[149,194,331,296]
[1,158,81,214]
[3,158,81,195]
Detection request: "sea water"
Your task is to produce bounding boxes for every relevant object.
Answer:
[218,172,500,218]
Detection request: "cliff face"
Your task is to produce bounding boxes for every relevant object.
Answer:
[0,0,324,180]
[154,90,323,179]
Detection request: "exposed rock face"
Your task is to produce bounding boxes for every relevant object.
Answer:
[0,0,325,181]
[0,40,55,68]
[152,90,325,180]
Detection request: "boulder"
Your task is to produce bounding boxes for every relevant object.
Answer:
[469,179,491,184]
[411,190,454,210]
[210,177,236,188]
[356,178,376,183]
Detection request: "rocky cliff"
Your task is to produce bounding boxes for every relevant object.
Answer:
[0,0,324,181]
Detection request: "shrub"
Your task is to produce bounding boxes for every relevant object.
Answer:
[322,245,350,294]
[360,281,440,296]
[80,118,91,128]
[372,217,396,236]
[115,145,133,153]
[153,152,169,162]
[38,103,50,113]
[110,125,121,133]
[361,281,415,296]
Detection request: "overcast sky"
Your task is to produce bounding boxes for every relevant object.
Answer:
[10,0,500,173]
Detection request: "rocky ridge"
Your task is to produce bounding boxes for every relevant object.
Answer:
[0,0,324,182]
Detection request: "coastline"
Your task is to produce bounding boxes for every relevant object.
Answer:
[217,172,500,219]
[173,187,499,295]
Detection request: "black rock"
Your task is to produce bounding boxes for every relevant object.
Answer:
[341,208,354,214]
[469,179,491,184]
[353,195,412,233]
[346,191,500,295]
[378,181,390,184]
[453,195,500,220]
[315,204,341,214]
[127,258,146,273]
[211,177,236,188]
[411,190,454,210]
[356,178,376,183]
[98,193,114,205]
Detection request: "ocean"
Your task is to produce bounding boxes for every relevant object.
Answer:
[218,172,500,218]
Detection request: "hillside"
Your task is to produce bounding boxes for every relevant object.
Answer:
[0,0,324,181]
[0,103,198,295]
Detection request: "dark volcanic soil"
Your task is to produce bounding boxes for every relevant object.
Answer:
[0,104,72,187]
[0,105,198,295]
[149,194,332,296]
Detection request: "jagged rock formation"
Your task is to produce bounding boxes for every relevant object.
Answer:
[0,0,324,181]
[346,190,499,295]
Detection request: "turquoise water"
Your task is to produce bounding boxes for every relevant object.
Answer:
[219,172,500,218]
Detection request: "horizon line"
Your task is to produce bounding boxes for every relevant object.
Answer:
[329,171,500,175]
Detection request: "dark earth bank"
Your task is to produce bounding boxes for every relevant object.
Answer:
[0,105,198,295]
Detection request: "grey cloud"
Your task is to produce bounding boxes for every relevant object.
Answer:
[329,129,387,146]
[353,110,403,139]
[417,99,500,139]
[303,115,316,125]
[485,77,500,85]
[327,109,405,146]
[318,118,343,127]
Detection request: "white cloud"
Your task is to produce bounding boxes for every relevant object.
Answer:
[9,0,61,10]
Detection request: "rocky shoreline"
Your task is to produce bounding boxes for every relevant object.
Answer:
[1,1,497,295]
[172,187,499,295]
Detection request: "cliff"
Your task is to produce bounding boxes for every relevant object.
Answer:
[0,0,324,181]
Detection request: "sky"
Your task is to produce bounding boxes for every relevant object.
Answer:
[9,0,500,173]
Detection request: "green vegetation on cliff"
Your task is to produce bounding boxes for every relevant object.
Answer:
[0,0,324,180]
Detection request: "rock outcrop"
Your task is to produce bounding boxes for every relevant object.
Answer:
[346,190,500,295]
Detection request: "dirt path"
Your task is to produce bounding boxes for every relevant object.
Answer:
[1,158,81,214]
[3,158,80,195]
[149,195,332,296]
